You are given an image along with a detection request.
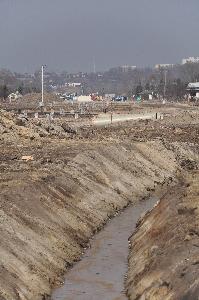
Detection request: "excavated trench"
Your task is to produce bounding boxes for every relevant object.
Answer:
[51,197,158,300]
[0,140,182,300]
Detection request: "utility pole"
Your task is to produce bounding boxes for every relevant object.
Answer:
[38,65,46,112]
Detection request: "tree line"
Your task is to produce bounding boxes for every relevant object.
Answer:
[1,62,199,100]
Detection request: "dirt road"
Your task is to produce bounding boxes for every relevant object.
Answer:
[93,112,159,126]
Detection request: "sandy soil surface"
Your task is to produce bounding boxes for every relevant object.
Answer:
[0,103,198,300]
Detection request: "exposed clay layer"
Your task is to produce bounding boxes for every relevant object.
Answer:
[127,169,199,300]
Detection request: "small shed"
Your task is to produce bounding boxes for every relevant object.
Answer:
[187,82,199,100]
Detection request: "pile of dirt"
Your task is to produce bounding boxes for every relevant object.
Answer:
[0,109,80,143]
[0,109,40,142]
[29,119,78,139]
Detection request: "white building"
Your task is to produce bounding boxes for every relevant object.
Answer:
[65,82,82,87]
[155,64,174,70]
[187,82,199,89]
[186,82,199,99]
[182,57,199,64]
[121,65,137,72]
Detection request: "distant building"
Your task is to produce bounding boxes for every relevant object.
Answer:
[8,91,22,101]
[65,82,82,87]
[182,57,199,64]
[187,82,199,89]
[155,64,174,70]
[186,82,199,99]
[121,65,137,72]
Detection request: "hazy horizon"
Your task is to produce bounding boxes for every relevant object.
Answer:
[0,0,198,73]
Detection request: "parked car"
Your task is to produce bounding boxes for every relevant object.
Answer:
[113,96,127,102]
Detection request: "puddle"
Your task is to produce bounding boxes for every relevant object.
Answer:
[51,197,157,300]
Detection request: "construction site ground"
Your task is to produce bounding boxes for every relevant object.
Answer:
[0,101,198,300]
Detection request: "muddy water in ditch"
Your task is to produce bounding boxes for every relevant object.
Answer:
[52,198,157,300]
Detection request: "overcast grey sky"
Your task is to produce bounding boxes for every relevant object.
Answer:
[0,0,198,73]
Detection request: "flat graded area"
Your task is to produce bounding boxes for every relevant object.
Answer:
[0,102,198,300]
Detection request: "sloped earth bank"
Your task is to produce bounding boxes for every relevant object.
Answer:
[127,166,199,299]
[0,141,180,300]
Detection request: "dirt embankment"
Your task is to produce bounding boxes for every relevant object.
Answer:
[0,140,180,300]
[126,153,199,300]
